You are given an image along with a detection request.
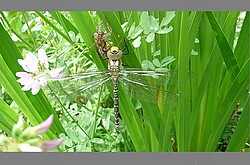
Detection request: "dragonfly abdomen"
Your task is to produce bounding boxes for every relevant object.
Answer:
[112,78,119,131]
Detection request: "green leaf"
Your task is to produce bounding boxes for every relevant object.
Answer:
[0,98,23,135]
[132,36,141,48]
[142,60,155,70]
[140,11,150,33]
[206,58,249,151]
[146,33,155,43]
[128,22,136,38]
[152,58,161,67]
[157,26,173,34]
[132,27,144,39]
[161,56,176,67]
[160,11,175,27]
[149,15,159,32]
[226,95,249,151]
[206,11,240,80]
[91,138,105,144]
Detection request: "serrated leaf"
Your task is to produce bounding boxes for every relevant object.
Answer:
[146,33,155,43]
[132,36,141,48]
[157,26,173,34]
[160,11,175,28]
[153,58,161,67]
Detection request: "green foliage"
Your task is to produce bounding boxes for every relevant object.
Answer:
[0,11,249,152]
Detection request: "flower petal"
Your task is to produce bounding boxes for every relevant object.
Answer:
[19,143,43,152]
[16,73,34,86]
[38,49,49,69]
[18,53,39,73]
[41,138,64,151]
[32,115,54,135]
[37,74,47,87]
[31,80,41,95]
[17,59,30,72]
[21,79,34,91]
[49,67,64,78]
[25,53,39,73]
[16,72,31,78]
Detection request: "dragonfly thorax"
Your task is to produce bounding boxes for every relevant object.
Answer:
[108,60,120,78]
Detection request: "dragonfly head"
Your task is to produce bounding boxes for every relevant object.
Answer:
[107,46,123,60]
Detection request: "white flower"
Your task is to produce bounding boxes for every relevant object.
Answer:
[16,49,63,95]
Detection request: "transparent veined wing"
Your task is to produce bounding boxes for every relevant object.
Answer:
[45,69,112,103]
[118,68,178,105]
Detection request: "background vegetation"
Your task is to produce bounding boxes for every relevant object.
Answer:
[0,11,249,152]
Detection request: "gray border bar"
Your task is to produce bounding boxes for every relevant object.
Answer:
[0,0,249,10]
[0,0,249,165]
[0,153,250,165]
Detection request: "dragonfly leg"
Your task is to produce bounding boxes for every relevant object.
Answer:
[120,38,129,55]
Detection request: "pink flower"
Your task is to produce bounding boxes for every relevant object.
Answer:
[32,115,54,136]
[41,139,64,151]
[17,52,39,73]
[1,115,64,152]
[49,67,65,79]
[38,49,49,69]
[16,72,46,95]
[18,138,64,152]
[16,49,63,95]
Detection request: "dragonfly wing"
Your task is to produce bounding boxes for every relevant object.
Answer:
[46,70,111,103]
[118,69,178,104]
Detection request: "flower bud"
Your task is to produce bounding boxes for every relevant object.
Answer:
[41,138,64,151]
[11,117,24,138]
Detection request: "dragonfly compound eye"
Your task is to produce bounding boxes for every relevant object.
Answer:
[112,50,118,54]
[111,46,118,51]
[107,46,123,60]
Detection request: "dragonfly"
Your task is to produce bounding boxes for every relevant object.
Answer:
[48,45,179,131]
[45,24,178,131]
